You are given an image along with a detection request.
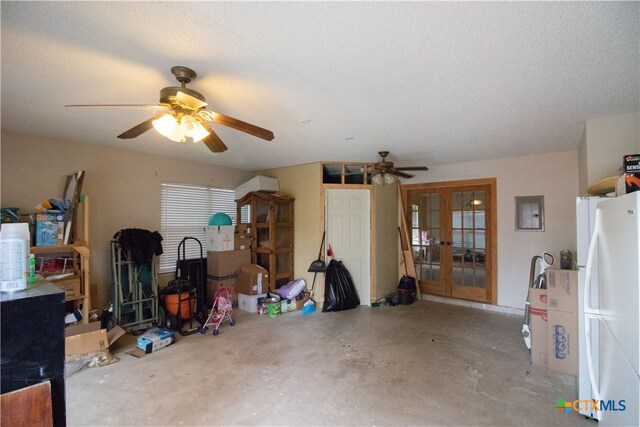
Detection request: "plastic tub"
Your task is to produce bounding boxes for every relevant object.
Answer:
[165,293,196,320]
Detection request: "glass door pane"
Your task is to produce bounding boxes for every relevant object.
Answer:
[410,191,445,296]
[451,190,486,299]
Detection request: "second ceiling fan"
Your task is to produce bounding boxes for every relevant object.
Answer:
[66,66,274,153]
[368,151,429,184]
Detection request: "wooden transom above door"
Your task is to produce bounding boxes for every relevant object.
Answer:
[402,178,497,305]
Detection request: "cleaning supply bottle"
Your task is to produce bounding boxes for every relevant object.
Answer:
[29,254,36,283]
[0,223,30,292]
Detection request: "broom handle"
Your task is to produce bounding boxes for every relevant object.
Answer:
[310,231,326,297]
[317,231,326,260]
[398,227,409,276]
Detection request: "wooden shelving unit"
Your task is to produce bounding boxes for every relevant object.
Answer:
[236,191,294,290]
[31,197,90,323]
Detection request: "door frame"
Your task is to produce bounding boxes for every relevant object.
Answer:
[402,178,497,305]
[320,184,375,304]
[325,188,371,305]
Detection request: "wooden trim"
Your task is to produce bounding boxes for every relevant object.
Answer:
[403,177,496,190]
[370,187,376,303]
[488,179,498,305]
[322,183,372,190]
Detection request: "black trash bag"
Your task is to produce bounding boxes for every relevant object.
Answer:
[322,259,360,312]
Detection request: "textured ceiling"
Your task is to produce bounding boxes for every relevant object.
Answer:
[1,2,638,171]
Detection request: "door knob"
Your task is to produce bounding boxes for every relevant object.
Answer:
[440,241,445,245]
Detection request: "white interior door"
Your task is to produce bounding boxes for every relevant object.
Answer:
[326,189,371,305]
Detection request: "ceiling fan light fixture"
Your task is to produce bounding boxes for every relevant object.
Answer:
[384,173,397,185]
[371,173,384,185]
[180,115,210,143]
[152,113,209,143]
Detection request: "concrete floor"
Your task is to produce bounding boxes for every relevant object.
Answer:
[66,300,596,426]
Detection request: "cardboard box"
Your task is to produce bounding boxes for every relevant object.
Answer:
[206,249,251,277]
[234,176,279,200]
[547,309,578,375]
[206,276,237,307]
[238,292,267,313]
[295,293,311,311]
[65,322,125,356]
[236,264,268,295]
[136,328,175,354]
[206,225,235,251]
[546,269,578,313]
[529,288,548,366]
[52,275,82,299]
[35,213,65,246]
[623,154,640,174]
[625,173,640,194]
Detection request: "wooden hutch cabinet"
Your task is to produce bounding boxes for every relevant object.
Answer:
[236,191,294,291]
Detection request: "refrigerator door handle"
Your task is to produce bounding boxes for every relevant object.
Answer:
[584,207,601,316]
[584,207,602,405]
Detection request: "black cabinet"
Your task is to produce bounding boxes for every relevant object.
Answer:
[1,282,66,426]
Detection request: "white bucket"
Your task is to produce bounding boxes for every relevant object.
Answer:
[0,223,30,292]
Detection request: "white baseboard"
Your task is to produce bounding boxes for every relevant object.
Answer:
[422,294,525,316]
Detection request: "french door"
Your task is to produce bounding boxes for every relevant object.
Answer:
[403,179,496,304]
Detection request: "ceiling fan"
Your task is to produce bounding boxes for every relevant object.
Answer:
[65,66,274,153]
[367,151,429,184]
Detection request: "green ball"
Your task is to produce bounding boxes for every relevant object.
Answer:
[209,213,232,226]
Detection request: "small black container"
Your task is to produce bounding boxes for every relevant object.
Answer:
[397,275,417,305]
[397,288,416,305]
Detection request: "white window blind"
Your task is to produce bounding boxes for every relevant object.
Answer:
[160,183,237,273]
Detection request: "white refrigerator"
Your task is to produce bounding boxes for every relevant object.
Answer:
[578,192,640,426]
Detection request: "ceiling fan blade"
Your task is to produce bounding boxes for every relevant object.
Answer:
[388,169,414,179]
[201,123,228,153]
[199,110,274,141]
[117,113,165,139]
[394,166,429,171]
[175,91,208,109]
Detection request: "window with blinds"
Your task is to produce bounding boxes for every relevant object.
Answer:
[160,183,237,273]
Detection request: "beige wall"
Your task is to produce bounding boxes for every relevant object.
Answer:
[1,131,252,309]
[373,182,399,300]
[256,163,323,300]
[579,112,640,195]
[402,150,579,309]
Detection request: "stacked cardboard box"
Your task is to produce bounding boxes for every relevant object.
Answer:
[238,292,267,313]
[529,288,548,366]
[236,264,268,295]
[206,225,235,251]
[205,249,251,306]
[546,269,578,375]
